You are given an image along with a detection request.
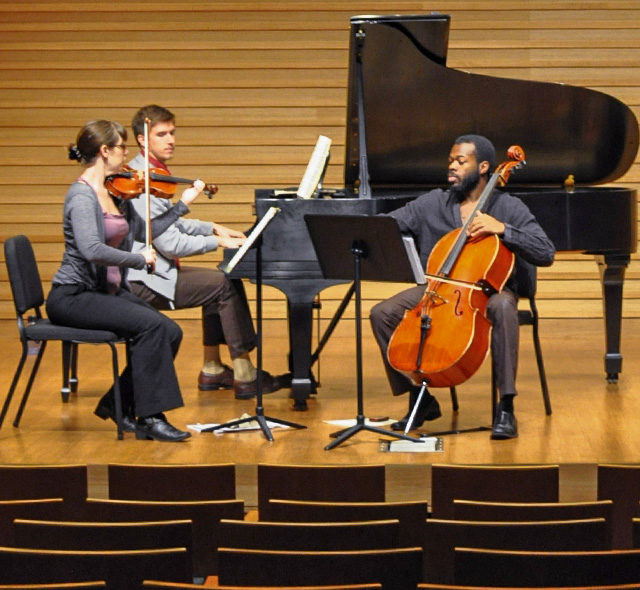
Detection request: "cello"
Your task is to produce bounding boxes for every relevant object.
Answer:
[387,145,526,389]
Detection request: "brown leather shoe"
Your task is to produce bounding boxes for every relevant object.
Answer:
[234,370,286,400]
[198,365,234,391]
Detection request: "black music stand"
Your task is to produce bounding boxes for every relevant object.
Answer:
[304,214,424,450]
[203,208,306,441]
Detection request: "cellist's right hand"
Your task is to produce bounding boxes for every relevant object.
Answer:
[142,247,156,273]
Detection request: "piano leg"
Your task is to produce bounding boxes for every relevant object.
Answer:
[596,254,630,383]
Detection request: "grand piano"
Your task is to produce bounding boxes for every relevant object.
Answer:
[225,13,639,409]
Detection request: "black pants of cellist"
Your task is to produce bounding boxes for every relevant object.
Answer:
[369,285,519,399]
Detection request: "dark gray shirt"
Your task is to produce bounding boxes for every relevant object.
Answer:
[51,181,189,292]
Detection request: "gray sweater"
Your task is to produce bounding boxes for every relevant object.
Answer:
[51,180,189,293]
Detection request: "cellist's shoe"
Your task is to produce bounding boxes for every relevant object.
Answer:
[391,394,441,431]
[491,404,518,440]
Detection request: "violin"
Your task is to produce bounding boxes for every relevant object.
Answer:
[387,146,526,389]
[105,164,218,200]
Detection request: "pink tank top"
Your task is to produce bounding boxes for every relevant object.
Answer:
[103,211,128,293]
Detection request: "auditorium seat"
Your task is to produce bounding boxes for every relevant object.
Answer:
[430,464,559,519]
[598,464,640,548]
[257,464,385,516]
[0,584,107,590]
[218,518,401,551]
[452,499,614,547]
[454,547,640,586]
[143,582,384,590]
[0,498,66,545]
[217,547,422,590]
[0,546,191,590]
[262,499,428,547]
[107,463,236,501]
[0,465,87,516]
[423,517,609,583]
[84,497,244,578]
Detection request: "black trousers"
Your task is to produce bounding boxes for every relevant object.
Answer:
[46,285,184,418]
[130,266,257,358]
[369,285,519,398]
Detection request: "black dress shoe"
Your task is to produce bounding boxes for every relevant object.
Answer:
[94,399,136,433]
[491,408,518,440]
[135,414,191,442]
[391,395,441,431]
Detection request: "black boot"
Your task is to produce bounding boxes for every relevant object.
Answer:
[391,386,441,431]
[491,395,518,440]
[135,413,192,442]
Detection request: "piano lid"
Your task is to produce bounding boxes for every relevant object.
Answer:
[344,14,639,192]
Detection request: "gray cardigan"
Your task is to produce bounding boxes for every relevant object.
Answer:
[51,180,189,293]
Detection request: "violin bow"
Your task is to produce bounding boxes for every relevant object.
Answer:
[144,118,153,273]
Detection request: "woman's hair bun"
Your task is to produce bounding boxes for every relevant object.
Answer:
[68,145,83,162]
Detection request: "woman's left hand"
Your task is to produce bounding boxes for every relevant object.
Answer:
[180,179,206,206]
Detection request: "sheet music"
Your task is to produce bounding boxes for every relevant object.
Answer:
[297,135,332,199]
[220,206,279,274]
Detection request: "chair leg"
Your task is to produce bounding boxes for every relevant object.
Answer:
[14,341,48,427]
[70,342,79,393]
[0,341,29,428]
[532,320,552,415]
[61,341,72,402]
[108,342,124,440]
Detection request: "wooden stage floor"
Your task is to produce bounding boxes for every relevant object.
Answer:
[0,316,638,506]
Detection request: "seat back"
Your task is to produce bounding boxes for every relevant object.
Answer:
[424,518,609,583]
[257,464,385,516]
[13,519,193,555]
[598,464,640,548]
[4,235,44,316]
[263,499,428,547]
[514,256,537,300]
[84,497,244,577]
[217,547,422,590]
[0,465,87,515]
[0,584,107,590]
[107,463,236,501]
[143,582,384,590]
[0,499,66,545]
[454,547,640,587]
[218,519,400,552]
[452,499,614,547]
[0,546,191,590]
[430,464,559,519]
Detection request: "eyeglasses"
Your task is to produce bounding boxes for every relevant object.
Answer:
[111,144,127,152]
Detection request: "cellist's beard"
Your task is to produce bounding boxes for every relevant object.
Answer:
[449,168,481,200]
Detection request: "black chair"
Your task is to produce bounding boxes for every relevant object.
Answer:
[448,259,552,420]
[1,235,128,438]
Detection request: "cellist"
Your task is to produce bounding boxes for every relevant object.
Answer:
[370,135,555,439]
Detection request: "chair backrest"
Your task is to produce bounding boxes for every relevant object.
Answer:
[4,235,44,315]
[263,499,428,547]
[84,497,244,577]
[514,256,537,300]
[452,499,614,547]
[13,519,193,555]
[0,546,191,590]
[218,518,401,551]
[0,465,87,515]
[0,498,66,545]
[430,464,559,519]
[143,582,384,590]
[107,463,236,501]
[217,547,422,590]
[598,464,640,548]
[423,518,609,583]
[417,585,640,590]
[454,547,640,587]
[257,464,385,516]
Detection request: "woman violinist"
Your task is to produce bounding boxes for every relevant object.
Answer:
[369,135,555,440]
[46,119,205,442]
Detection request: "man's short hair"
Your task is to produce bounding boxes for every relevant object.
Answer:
[132,105,175,143]
[454,134,496,171]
